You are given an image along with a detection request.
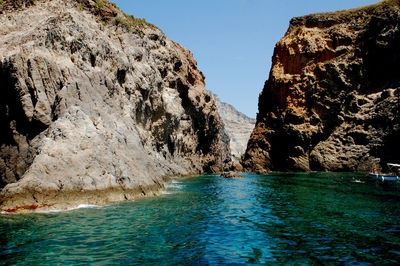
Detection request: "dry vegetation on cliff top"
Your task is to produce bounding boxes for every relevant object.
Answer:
[290,0,400,29]
[0,0,157,33]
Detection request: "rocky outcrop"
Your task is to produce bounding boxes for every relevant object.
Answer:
[220,171,244,179]
[242,0,400,173]
[210,92,256,160]
[0,0,227,212]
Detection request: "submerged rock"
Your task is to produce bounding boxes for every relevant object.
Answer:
[243,0,400,173]
[0,0,228,212]
[220,172,244,179]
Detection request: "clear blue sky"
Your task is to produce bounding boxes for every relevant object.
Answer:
[113,0,380,118]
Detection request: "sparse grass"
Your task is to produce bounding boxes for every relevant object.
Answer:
[96,0,104,9]
[0,0,4,5]
[338,0,398,15]
[74,0,158,33]
[307,0,396,19]
[115,15,150,31]
[291,0,399,31]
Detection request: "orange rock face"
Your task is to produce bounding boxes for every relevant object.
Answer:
[242,0,400,172]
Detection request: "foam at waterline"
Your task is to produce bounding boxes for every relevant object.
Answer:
[36,204,100,214]
[160,180,184,195]
[0,204,107,215]
[165,180,183,189]
[160,190,172,195]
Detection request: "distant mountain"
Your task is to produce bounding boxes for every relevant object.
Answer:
[210,92,256,160]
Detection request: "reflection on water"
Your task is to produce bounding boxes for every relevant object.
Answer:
[1,173,400,264]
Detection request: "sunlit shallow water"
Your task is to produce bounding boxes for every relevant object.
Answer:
[1,173,400,265]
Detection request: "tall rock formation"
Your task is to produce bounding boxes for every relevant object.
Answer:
[243,0,400,173]
[210,92,256,160]
[0,0,228,212]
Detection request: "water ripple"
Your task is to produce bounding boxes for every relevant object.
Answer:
[1,173,400,264]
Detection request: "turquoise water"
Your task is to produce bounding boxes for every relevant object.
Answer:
[1,173,400,265]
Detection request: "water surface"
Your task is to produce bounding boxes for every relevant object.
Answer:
[1,173,400,265]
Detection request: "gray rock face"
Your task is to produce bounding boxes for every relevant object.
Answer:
[0,0,227,212]
[210,92,256,160]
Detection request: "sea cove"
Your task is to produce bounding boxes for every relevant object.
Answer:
[1,1,400,264]
[1,173,400,265]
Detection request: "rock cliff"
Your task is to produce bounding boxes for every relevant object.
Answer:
[243,0,400,173]
[0,0,227,212]
[210,92,255,160]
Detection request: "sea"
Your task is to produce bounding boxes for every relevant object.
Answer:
[1,173,400,265]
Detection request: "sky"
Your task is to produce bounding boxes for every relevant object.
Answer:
[113,0,380,118]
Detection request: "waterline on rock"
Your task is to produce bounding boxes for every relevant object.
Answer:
[36,204,101,214]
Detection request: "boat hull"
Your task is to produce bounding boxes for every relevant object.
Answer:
[368,173,400,182]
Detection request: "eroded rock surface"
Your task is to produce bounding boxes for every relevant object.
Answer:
[0,0,227,211]
[210,92,256,160]
[243,0,400,173]
[220,172,244,179]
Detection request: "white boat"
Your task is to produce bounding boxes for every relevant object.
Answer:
[368,163,400,182]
